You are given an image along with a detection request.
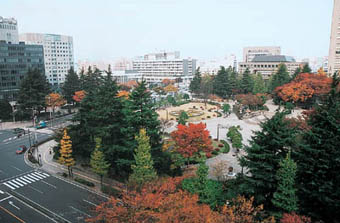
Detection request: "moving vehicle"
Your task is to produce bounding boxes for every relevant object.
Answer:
[13,128,25,134]
[36,121,46,129]
[16,145,27,154]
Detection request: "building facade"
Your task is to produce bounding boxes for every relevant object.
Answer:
[0,17,19,44]
[238,55,305,79]
[132,51,196,87]
[19,33,74,86]
[0,41,45,101]
[328,0,340,75]
[243,46,281,62]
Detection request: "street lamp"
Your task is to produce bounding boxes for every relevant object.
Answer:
[217,124,230,141]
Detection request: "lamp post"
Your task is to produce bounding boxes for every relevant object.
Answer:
[217,124,230,141]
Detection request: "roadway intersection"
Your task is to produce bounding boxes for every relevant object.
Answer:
[0,122,107,222]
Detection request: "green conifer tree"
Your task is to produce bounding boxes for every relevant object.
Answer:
[62,67,80,104]
[189,68,202,95]
[252,73,267,94]
[269,64,291,92]
[213,66,230,98]
[129,129,157,187]
[178,111,189,125]
[272,152,298,215]
[301,64,312,73]
[240,68,254,94]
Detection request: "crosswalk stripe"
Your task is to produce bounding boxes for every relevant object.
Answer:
[14,178,27,185]
[3,183,16,190]
[19,177,32,184]
[11,179,24,187]
[22,175,36,183]
[31,172,46,179]
[30,173,44,180]
[26,174,41,181]
[35,172,49,178]
[6,181,20,189]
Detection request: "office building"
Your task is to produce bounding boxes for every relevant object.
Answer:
[238,55,305,79]
[0,41,45,101]
[0,17,19,44]
[243,46,281,62]
[132,51,196,87]
[328,0,340,75]
[199,54,237,75]
[19,33,74,86]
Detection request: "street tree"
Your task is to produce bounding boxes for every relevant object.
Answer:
[272,152,298,215]
[0,100,12,120]
[178,111,189,125]
[58,129,75,176]
[17,68,50,114]
[129,129,157,188]
[90,138,110,187]
[222,103,231,116]
[73,90,86,103]
[45,93,66,113]
[62,67,80,104]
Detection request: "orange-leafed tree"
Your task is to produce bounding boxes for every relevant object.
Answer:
[275,73,332,106]
[171,123,213,163]
[46,93,66,113]
[164,84,178,93]
[280,212,311,223]
[162,78,172,86]
[87,176,221,223]
[116,90,129,99]
[73,90,86,102]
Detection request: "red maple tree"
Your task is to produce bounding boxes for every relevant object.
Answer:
[280,212,311,223]
[72,90,86,102]
[171,123,213,160]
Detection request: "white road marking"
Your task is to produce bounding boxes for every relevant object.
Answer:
[35,172,49,178]
[9,201,20,210]
[3,183,15,190]
[22,175,36,183]
[0,190,4,194]
[14,178,27,185]
[40,180,57,189]
[30,173,45,180]
[0,196,12,203]
[26,174,41,181]
[83,199,97,207]
[69,205,91,217]
[10,166,22,172]
[11,179,24,187]
[6,181,20,189]
[28,185,43,194]
[19,177,32,184]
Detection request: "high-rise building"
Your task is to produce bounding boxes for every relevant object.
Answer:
[0,41,45,101]
[132,51,196,87]
[0,17,19,44]
[19,33,74,86]
[328,0,340,75]
[243,46,281,62]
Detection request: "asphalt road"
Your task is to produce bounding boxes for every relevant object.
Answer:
[0,118,106,223]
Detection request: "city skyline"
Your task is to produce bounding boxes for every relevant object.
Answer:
[1,0,333,61]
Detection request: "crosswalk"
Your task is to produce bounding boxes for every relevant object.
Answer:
[3,172,50,190]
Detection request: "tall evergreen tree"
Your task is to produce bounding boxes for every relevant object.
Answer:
[0,100,12,120]
[80,66,103,93]
[269,64,290,92]
[272,152,298,215]
[129,129,157,187]
[294,74,340,222]
[178,111,189,125]
[125,80,171,174]
[240,111,297,209]
[240,68,254,94]
[291,67,302,80]
[229,68,239,96]
[189,68,202,95]
[17,68,50,113]
[252,73,267,94]
[62,67,80,104]
[301,63,312,73]
[213,66,230,98]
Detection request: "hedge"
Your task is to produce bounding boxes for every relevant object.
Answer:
[74,177,95,187]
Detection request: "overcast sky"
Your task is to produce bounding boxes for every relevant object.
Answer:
[1,0,334,61]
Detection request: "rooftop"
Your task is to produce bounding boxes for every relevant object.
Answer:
[251,55,296,63]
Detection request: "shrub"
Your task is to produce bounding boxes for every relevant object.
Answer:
[206,152,212,158]
[212,150,219,155]
[218,144,224,148]
[220,140,227,144]
[222,143,230,153]
[207,116,211,118]
[215,148,220,152]
[101,185,121,197]
[170,118,174,120]
[62,172,68,178]
[74,177,95,187]
[214,138,218,141]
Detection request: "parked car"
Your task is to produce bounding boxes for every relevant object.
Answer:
[16,145,27,154]
[13,128,24,134]
[36,121,46,129]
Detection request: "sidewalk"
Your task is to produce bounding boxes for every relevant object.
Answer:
[0,120,32,130]
[32,140,125,195]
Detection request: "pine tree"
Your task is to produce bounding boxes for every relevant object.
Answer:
[0,99,12,120]
[294,74,340,222]
[240,68,254,94]
[291,67,302,80]
[178,111,189,125]
[229,69,240,96]
[272,152,298,215]
[17,68,51,113]
[252,73,266,94]
[129,129,157,187]
[90,138,110,187]
[62,67,80,104]
[301,64,312,73]
[126,80,170,175]
[58,129,75,176]
[240,111,297,209]
[269,64,291,92]
[189,68,202,95]
[213,66,230,98]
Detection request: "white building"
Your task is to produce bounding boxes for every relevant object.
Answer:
[0,16,19,44]
[132,51,196,87]
[328,0,340,74]
[199,54,237,75]
[243,46,281,62]
[19,33,74,86]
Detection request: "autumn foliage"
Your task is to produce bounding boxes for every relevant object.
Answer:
[116,90,130,99]
[87,176,220,223]
[45,93,66,108]
[164,84,178,93]
[280,212,311,223]
[73,90,86,102]
[275,73,332,104]
[235,94,266,110]
[171,123,213,159]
